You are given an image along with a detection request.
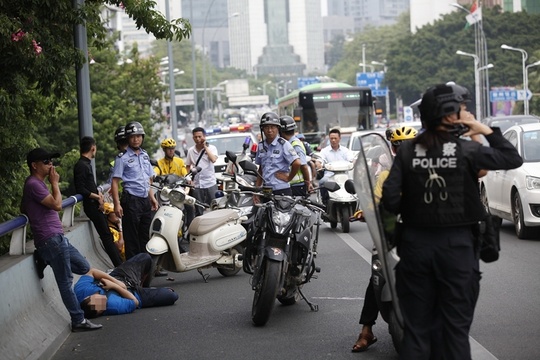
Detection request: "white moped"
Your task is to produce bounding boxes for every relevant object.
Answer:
[318,160,357,233]
[146,176,247,283]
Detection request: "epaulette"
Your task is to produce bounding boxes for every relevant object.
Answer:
[278,137,286,145]
[117,151,125,158]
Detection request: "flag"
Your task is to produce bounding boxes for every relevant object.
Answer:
[466,6,482,25]
[470,0,478,14]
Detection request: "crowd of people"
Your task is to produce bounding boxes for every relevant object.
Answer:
[23,82,523,360]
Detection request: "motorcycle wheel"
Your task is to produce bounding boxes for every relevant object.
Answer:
[217,244,243,277]
[341,207,350,233]
[252,259,282,326]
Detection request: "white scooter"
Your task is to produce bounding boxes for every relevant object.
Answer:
[317,160,357,233]
[146,176,247,283]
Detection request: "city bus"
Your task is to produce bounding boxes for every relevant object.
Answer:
[276,82,374,147]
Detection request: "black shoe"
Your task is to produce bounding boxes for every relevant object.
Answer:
[321,213,331,222]
[33,251,47,279]
[155,269,168,277]
[179,244,189,253]
[72,319,103,332]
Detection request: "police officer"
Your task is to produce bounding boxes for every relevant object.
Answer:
[111,121,158,260]
[278,115,313,196]
[255,112,300,196]
[382,83,523,360]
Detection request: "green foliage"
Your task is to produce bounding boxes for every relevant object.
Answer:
[329,8,540,112]
[0,1,192,255]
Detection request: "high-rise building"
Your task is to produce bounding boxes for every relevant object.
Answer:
[325,0,410,34]
[228,0,325,79]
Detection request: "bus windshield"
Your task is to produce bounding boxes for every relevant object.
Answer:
[277,82,374,147]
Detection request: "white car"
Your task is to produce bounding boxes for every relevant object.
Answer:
[480,123,540,239]
[205,131,257,189]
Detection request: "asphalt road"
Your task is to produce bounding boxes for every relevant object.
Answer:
[52,220,540,360]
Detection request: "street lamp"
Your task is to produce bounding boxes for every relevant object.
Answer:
[283,80,293,97]
[456,50,481,119]
[263,80,272,95]
[164,0,179,140]
[501,44,529,114]
[451,3,490,118]
[358,63,374,72]
[215,80,228,121]
[371,60,390,121]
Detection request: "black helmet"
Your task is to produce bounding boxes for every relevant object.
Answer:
[419,84,462,129]
[125,121,145,137]
[279,115,297,132]
[114,125,126,143]
[260,112,280,127]
[448,83,471,103]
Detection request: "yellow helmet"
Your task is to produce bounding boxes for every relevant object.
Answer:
[161,138,176,148]
[103,202,114,214]
[390,126,417,146]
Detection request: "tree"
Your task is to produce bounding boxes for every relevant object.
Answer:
[0,1,191,254]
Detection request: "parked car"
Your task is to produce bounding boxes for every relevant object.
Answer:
[480,123,540,239]
[347,129,388,158]
[482,114,540,133]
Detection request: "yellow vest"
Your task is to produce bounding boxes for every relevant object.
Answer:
[290,138,306,185]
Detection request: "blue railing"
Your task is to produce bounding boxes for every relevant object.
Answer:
[1,194,83,256]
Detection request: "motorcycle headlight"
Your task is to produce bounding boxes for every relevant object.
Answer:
[272,210,292,233]
[168,188,186,204]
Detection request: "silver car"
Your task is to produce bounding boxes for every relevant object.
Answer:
[480,123,540,239]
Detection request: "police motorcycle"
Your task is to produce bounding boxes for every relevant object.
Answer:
[236,160,326,326]
[146,169,247,283]
[347,132,404,352]
[315,157,357,233]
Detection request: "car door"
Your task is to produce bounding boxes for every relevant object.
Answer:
[487,130,518,213]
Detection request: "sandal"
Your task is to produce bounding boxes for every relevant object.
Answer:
[352,332,377,353]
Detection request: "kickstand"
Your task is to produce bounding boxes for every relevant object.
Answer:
[197,268,210,283]
[298,288,318,312]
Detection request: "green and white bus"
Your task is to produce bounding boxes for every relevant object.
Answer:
[276,82,374,147]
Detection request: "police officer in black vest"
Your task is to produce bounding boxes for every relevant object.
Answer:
[382,83,523,360]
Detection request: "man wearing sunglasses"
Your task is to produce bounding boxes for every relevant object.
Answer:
[22,147,102,332]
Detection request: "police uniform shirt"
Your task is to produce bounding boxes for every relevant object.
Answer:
[185,144,218,188]
[255,136,299,191]
[111,147,153,198]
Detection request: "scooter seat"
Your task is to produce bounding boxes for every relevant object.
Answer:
[189,209,240,236]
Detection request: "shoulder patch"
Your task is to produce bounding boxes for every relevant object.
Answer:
[117,151,125,158]
[278,138,286,145]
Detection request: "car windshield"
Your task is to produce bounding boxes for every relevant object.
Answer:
[207,135,253,155]
[489,116,540,133]
[522,130,540,162]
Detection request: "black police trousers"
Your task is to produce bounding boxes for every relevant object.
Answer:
[396,225,480,360]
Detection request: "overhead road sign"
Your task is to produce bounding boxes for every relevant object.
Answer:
[356,72,388,97]
[490,89,532,102]
[298,77,320,89]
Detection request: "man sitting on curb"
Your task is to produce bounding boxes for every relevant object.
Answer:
[75,253,178,317]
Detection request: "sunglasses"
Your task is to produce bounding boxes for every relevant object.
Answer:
[41,159,52,165]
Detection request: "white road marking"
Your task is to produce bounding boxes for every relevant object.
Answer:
[333,227,499,359]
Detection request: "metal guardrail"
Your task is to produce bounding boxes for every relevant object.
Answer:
[0,194,83,256]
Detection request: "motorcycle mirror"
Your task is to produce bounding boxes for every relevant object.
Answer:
[344,179,356,195]
[190,166,202,175]
[239,160,260,178]
[324,180,341,192]
[174,150,182,157]
[225,150,237,164]
[150,159,159,167]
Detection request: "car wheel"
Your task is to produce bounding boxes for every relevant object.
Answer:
[512,191,535,239]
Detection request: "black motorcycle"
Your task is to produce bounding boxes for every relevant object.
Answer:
[238,161,326,326]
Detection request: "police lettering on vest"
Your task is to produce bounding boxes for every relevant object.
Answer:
[411,143,458,169]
